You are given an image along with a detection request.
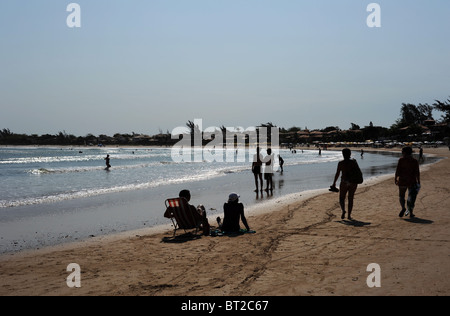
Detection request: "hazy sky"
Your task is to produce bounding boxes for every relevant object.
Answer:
[1,0,449,136]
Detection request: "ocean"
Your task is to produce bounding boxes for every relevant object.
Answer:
[0,146,420,254]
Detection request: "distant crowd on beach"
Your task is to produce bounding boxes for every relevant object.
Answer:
[162,145,423,237]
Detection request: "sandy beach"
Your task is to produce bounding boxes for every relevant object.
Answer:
[1,147,449,296]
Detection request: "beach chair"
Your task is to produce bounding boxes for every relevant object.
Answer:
[164,198,202,237]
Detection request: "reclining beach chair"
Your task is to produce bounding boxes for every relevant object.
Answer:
[164,197,201,237]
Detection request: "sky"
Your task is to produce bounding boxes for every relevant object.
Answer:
[1,0,449,136]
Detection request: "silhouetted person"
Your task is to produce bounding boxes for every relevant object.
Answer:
[332,148,363,220]
[395,147,421,218]
[217,193,250,233]
[278,155,284,172]
[419,147,424,163]
[263,148,274,192]
[252,147,263,192]
[104,155,111,170]
[164,189,210,234]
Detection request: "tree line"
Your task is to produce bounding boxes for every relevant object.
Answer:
[1,97,449,146]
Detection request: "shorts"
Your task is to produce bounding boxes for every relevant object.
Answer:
[340,181,358,199]
[253,166,261,174]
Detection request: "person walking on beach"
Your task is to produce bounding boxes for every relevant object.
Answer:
[419,147,424,163]
[104,154,111,170]
[395,147,421,218]
[331,148,363,220]
[252,147,264,192]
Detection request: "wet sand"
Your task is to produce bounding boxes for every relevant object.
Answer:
[1,147,449,296]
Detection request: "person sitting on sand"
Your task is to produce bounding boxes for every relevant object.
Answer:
[395,147,421,218]
[331,148,363,220]
[217,193,250,233]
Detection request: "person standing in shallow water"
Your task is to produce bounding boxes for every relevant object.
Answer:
[395,147,421,218]
[263,148,275,192]
[252,147,263,192]
[278,155,284,173]
[105,154,111,170]
[331,148,362,220]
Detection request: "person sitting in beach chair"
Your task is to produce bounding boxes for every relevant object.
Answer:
[164,190,209,236]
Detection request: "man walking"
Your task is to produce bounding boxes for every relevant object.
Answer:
[395,147,421,218]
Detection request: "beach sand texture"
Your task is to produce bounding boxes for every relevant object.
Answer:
[1,148,449,296]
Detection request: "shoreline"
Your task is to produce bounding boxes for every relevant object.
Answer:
[0,148,411,255]
[1,147,449,296]
[0,147,442,257]
[0,151,404,254]
[0,154,428,261]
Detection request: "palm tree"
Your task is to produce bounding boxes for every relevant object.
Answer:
[220,125,228,148]
[259,122,278,146]
[433,97,450,123]
[186,120,202,147]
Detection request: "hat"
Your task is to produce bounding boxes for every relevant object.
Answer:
[228,193,240,202]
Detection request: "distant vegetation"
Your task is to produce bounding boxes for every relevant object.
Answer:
[1,98,449,147]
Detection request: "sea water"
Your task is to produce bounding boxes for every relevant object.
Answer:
[0,147,345,208]
[0,146,420,253]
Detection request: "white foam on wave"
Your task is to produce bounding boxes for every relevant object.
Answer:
[26,161,165,175]
[0,148,343,209]
[0,152,165,165]
[0,167,231,209]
